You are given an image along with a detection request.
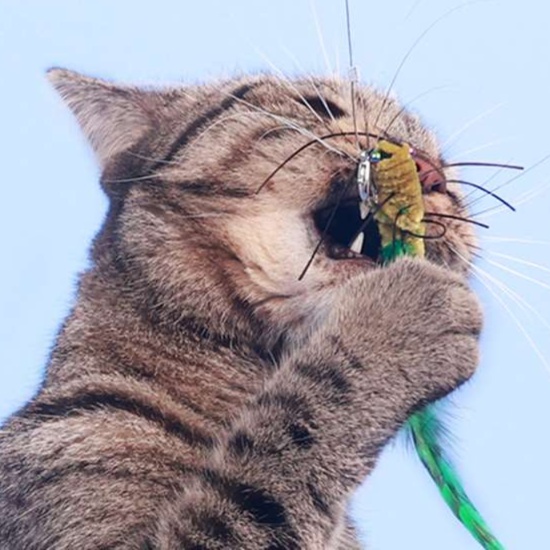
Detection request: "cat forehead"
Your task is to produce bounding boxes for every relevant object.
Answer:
[176,75,439,154]
[266,76,430,138]
[48,68,440,172]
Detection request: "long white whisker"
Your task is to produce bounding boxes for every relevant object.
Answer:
[102,173,163,184]
[281,47,339,126]
[309,0,333,74]
[452,246,550,372]
[473,183,549,218]
[480,256,550,291]
[473,151,550,200]
[486,251,550,275]
[193,111,297,145]
[483,236,550,246]
[178,212,232,219]
[382,85,451,137]
[373,0,483,133]
[252,47,327,126]
[445,138,510,163]
[254,124,303,143]
[474,253,550,324]
[126,151,182,167]
[228,92,354,160]
[461,162,514,208]
[476,265,550,371]
[333,29,342,78]
[440,102,505,154]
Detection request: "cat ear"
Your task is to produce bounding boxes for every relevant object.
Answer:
[47,68,153,168]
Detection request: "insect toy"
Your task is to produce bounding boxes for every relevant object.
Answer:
[363,138,505,550]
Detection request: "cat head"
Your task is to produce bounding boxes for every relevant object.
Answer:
[48,69,474,345]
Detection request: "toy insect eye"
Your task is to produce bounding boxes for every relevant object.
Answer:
[368,148,392,164]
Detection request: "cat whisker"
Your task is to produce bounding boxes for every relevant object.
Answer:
[485,251,550,276]
[280,47,342,128]
[126,151,184,168]
[445,138,510,163]
[450,245,550,373]
[479,277,550,373]
[382,85,451,138]
[466,152,550,208]
[256,131,367,194]
[298,178,353,281]
[192,111,294,146]
[102,173,162,184]
[372,2,476,136]
[252,48,333,130]
[228,92,350,160]
[445,179,515,211]
[180,212,232,219]
[421,161,523,200]
[472,183,549,218]
[478,255,550,292]
[308,0,333,75]
[423,212,490,229]
[254,124,306,144]
[460,163,511,207]
[439,102,505,155]
[482,236,550,246]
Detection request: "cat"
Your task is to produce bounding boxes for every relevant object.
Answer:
[0,68,481,549]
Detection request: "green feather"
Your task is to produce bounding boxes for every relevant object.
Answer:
[407,409,504,549]
[370,140,505,547]
[384,239,504,548]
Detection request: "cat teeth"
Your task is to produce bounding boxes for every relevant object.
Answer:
[360,202,369,220]
[350,232,365,254]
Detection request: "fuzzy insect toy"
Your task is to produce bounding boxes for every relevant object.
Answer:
[364,139,505,550]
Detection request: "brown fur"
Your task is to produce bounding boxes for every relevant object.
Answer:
[0,69,481,549]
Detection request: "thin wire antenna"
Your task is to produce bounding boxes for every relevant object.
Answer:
[345,0,360,151]
[470,152,550,208]
[344,0,354,69]
[445,161,524,171]
[423,211,490,229]
[298,179,353,280]
[256,130,378,194]
[445,179,516,211]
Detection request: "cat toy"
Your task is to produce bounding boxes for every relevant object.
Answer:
[361,139,505,550]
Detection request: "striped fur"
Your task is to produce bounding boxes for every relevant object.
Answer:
[0,69,481,549]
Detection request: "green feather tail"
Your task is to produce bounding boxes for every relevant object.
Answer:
[369,140,504,547]
[407,408,504,549]
[380,230,504,548]
[386,236,504,547]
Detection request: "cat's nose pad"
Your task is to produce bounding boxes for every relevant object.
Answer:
[415,157,447,194]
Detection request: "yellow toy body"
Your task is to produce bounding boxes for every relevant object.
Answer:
[370,139,425,259]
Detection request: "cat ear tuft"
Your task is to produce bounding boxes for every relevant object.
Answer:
[47,68,152,168]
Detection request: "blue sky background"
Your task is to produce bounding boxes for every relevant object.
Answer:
[1,1,549,548]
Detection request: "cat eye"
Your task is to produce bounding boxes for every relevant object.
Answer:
[295,96,347,119]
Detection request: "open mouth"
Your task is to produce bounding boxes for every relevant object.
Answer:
[313,199,382,263]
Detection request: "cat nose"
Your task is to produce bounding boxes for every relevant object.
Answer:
[415,156,447,194]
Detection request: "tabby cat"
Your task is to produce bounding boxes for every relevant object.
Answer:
[0,68,481,549]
